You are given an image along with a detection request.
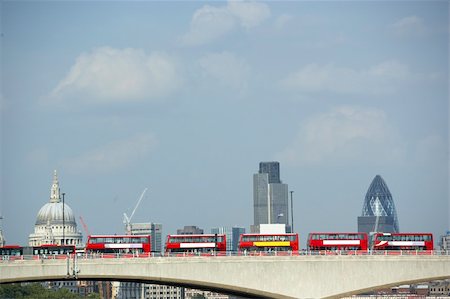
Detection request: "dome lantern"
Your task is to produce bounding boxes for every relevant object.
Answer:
[50,170,60,203]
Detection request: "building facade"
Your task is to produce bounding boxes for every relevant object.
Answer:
[28,170,83,246]
[357,175,399,234]
[177,225,204,235]
[211,227,245,252]
[440,231,450,251]
[130,222,162,253]
[252,162,289,233]
[0,220,5,247]
[118,223,166,299]
[429,280,450,296]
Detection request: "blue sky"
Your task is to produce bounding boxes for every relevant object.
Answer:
[1,1,448,247]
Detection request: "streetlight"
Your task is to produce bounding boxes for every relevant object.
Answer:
[290,191,294,233]
[62,192,65,246]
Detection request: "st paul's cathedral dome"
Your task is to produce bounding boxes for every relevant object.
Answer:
[29,170,82,246]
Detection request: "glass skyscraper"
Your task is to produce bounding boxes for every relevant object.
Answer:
[252,162,289,233]
[358,175,399,233]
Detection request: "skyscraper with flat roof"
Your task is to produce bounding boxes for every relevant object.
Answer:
[130,222,162,252]
[358,175,399,233]
[259,162,281,184]
[252,162,289,233]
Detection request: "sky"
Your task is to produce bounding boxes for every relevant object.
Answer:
[1,1,448,248]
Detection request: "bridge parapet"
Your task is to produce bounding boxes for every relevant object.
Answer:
[2,255,450,298]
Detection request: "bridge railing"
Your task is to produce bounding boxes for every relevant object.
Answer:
[1,250,450,262]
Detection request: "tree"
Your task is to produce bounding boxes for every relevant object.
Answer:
[0,283,94,299]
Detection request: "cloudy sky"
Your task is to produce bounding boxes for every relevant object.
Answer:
[1,1,448,247]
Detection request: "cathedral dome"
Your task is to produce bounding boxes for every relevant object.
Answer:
[29,170,83,247]
[35,202,76,226]
[34,170,77,226]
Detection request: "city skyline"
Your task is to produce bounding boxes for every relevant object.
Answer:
[1,1,448,247]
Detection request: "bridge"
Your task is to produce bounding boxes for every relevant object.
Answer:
[2,254,450,298]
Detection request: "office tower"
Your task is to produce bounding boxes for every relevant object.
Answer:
[130,222,162,253]
[126,222,165,299]
[252,162,289,233]
[211,227,246,251]
[150,223,162,253]
[440,231,450,250]
[0,220,5,247]
[358,175,399,233]
[259,162,281,183]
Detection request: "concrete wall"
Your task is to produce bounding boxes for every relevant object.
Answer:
[1,255,449,299]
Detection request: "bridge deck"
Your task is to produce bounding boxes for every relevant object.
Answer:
[2,253,450,299]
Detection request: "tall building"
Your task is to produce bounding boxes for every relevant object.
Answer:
[0,216,5,247]
[440,231,450,250]
[130,222,162,253]
[252,162,289,233]
[121,224,165,298]
[29,170,83,246]
[259,162,281,184]
[357,175,399,234]
[0,229,4,247]
[211,227,245,251]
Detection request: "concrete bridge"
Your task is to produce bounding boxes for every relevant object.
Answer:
[1,254,449,298]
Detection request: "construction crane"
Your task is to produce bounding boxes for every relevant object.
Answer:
[79,216,90,237]
[123,188,148,235]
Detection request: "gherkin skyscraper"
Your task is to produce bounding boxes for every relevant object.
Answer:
[358,175,399,233]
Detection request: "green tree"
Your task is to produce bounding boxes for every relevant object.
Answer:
[86,293,101,299]
[87,293,101,299]
[0,283,96,299]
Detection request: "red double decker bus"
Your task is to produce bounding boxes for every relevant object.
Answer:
[372,233,433,251]
[86,235,151,254]
[165,234,226,254]
[307,232,368,251]
[239,233,299,252]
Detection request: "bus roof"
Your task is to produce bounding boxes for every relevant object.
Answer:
[88,234,150,238]
[167,234,225,238]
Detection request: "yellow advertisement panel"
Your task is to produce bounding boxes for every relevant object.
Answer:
[253,241,290,247]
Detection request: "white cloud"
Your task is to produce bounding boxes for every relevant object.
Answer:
[391,16,426,37]
[181,0,270,46]
[47,47,180,104]
[277,106,404,165]
[62,133,158,173]
[280,60,422,95]
[227,1,271,29]
[198,51,250,90]
[274,14,294,30]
